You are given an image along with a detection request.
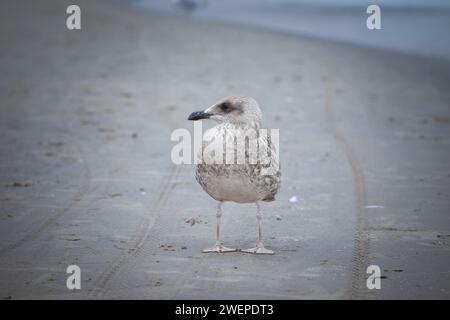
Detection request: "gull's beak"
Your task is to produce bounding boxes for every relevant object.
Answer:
[188,110,212,121]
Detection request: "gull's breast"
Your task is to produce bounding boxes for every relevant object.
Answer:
[195,165,259,203]
[194,124,280,203]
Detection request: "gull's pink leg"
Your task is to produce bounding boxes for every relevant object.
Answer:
[242,202,274,254]
[203,201,237,253]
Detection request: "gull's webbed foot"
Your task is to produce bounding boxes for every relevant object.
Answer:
[202,242,237,253]
[241,242,274,255]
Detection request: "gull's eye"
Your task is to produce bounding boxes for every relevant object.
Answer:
[220,102,231,112]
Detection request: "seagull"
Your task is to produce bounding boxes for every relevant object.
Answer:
[188,97,281,254]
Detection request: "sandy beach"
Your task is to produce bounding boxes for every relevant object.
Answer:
[0,0,450,299]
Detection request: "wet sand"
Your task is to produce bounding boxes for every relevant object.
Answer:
[0,0,449,299]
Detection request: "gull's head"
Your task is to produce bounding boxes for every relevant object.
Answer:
[188,96,262,129]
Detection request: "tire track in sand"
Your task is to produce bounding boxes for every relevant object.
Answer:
[0,135,92,258]
[88,164,180,298]
[0,95,97,257]
[324,64,370,299]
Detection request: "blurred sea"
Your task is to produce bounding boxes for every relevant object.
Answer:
[131,0,450,62]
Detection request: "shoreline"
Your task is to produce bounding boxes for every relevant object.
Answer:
[132,0,450,63]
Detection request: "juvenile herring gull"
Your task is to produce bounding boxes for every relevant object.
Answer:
[188,97,281,254]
